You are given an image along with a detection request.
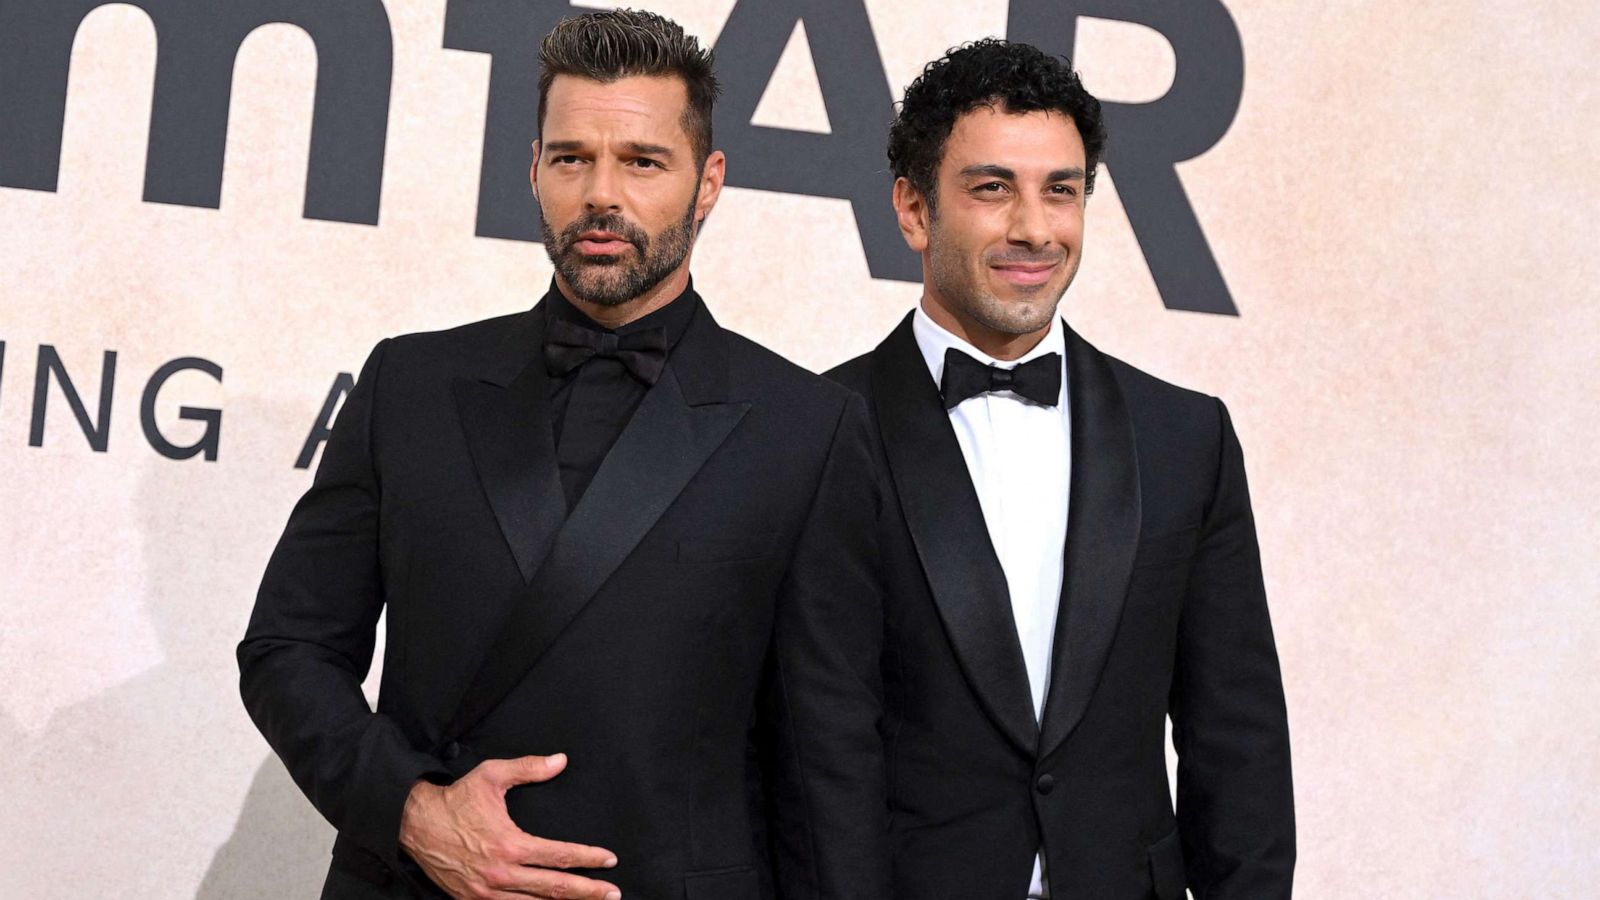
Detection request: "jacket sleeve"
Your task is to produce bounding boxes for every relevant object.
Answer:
[763,393,892,900]
[1170,398,1296,898]
[237,338,449,870]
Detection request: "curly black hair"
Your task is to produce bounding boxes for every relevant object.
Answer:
[888,38,1106,206]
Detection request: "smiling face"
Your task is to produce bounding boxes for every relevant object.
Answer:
[895,104,1087,354]
[532,74,725,313]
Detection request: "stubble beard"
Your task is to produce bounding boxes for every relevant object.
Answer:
[927,217,1077,336]
[541,192,700,308]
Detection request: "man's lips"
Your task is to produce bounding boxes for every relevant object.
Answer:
[573,232,633,255]
[990,260,1060,286]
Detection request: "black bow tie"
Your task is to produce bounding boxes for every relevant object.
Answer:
[940,348,1062,410]
[544,318,669,385]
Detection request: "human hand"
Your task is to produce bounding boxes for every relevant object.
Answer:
[399,753,621,900]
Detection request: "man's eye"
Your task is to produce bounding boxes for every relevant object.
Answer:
[1049,184,1078,196]
[973,182,1007,193]
[632,158,661,169]
[552,155,582,165]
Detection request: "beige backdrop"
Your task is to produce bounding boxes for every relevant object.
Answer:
[2,1,1597,897]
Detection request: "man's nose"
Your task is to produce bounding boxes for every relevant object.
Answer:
[1006,194,1052,249]
[583,163,623,214]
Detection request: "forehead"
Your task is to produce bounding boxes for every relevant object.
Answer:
[941,105,1086,174]
[542,73,691,145]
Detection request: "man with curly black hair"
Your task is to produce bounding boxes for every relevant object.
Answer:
[829,39,1295,899]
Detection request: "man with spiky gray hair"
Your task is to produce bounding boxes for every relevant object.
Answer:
[240,10,889,900]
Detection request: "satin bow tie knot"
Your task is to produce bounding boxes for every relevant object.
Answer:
[544,318,669,385]
[940,348,1062,410]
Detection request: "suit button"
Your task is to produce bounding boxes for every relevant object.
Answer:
[441,741,462,761]
[1036,774,1055,795]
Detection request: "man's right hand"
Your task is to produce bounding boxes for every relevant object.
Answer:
[399,753,621,900]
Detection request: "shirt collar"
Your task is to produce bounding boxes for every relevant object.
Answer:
[911,300,1067,391]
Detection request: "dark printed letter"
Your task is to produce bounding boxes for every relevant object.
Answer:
[30,345,117,451]
[443,0,579,242]
[140,356,223,461]
[1008,0,1245,314]
[295,372,354,469]
[0,0,393,224]
[713,0,917,281]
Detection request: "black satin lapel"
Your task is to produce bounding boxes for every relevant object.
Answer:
[872,316,1038,756]
[447,365,749,739]
[1038,326,1142,759]
[453,316,565,584]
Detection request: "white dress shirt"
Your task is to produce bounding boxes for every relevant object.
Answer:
[912,304,1071,899]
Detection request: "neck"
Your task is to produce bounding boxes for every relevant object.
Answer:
[556,262,692,329]
[920,293,1051,361]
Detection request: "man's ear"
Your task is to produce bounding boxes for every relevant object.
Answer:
[893,177,930,254]
[694,150,727,227]
[528,140,540,201]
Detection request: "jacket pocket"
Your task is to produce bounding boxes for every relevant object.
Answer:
[684,865,760,900]
[1147,827,1186,900]
[330,835,393,888]
[677,531,780,564]
[1134,525,1199,569]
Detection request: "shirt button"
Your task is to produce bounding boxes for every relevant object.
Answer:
[1036,773,1056,795]
[441,741,462,761]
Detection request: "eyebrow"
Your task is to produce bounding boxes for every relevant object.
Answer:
[623,142,675,159]
[959,164,1085,183]
[960,164,1016,181]
[542,140,676,160]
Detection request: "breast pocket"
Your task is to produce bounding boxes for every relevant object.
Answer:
[684,866,760,900]
[677,531,781,564]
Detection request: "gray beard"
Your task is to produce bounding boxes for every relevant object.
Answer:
[541,195,699,308]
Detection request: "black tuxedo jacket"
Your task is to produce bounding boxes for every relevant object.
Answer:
[827,315,1294,900]
[240,297,889,900]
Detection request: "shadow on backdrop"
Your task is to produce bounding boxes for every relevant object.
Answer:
[196,754,333,899]
[195,392,339,897]
[0,393,335,897]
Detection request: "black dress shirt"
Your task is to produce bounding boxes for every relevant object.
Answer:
[544,281,699,507]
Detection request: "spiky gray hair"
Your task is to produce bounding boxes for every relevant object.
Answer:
[537,9,720,163]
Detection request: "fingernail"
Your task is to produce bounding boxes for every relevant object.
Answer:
[603,856,618,868]
[606,893,621,900]
[549,753,567,766]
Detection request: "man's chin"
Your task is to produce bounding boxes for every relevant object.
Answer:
[996,276,1071,313]
[970,293,1060,335]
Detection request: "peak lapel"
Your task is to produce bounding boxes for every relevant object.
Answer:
[446,307,749,739]
[453,306,566,584]
[1038,325,1142,760]
[873,315,1038,756]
